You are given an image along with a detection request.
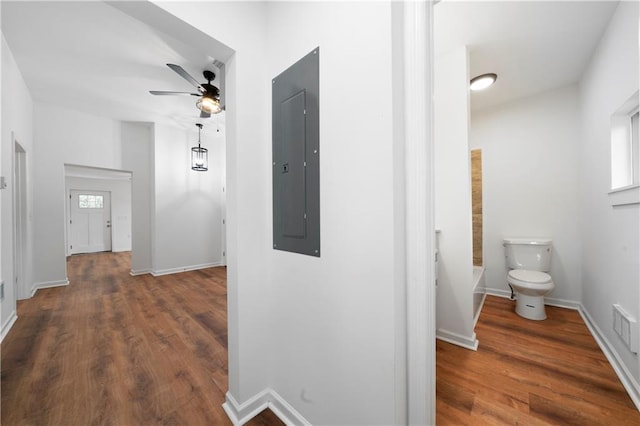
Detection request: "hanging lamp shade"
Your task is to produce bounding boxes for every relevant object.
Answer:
[191,123,208,171]
[196,95,222,115]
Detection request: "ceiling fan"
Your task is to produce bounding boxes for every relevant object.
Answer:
[150,64,222,118]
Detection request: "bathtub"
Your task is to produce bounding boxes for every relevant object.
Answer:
[473,266,487,326]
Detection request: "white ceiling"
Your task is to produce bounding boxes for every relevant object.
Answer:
[1,1,231,128]
[435,1,620,111]
[2,1,622,121]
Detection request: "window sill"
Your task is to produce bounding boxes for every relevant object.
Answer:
[609,184,640,206]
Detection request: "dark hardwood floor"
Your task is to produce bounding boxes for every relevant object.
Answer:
[3,252,638,425]
[437,295,640,425]
[1,252,281,425]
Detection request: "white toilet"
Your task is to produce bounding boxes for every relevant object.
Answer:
[503,238,555,320]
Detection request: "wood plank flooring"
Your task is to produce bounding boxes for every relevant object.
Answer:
[437,295,640,425]
[4,253,638,424]
[1,252,282,426]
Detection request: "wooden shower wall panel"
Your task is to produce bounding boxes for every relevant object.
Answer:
[471,149,483,266]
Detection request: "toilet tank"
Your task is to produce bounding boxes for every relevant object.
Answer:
[503,238,552,271]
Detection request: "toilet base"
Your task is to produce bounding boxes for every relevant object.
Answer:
[515,293,547,320]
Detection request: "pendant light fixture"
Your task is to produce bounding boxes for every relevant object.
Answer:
[191,123,208,171]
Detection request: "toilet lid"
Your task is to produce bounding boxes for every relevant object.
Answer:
[508,269,551,284]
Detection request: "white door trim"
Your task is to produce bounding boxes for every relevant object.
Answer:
[69,190,112,254]
[13,136,28,300]
[403,1,435,424]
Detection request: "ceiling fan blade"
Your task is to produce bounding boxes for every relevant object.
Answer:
[200,111,211,119]
[166,64,205,93]
[149,90,200,96]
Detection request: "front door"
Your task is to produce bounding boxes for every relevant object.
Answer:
[69,190,112,254]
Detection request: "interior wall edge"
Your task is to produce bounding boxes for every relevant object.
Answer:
[30,278,69,297]
[222,388,311,426]
[149,261,224,277]
[436,329,479,351]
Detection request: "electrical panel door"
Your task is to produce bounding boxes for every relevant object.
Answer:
[272,48,320,256]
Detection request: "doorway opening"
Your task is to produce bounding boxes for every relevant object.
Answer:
[64,165,133,257]
[13,138,28,299]
[69,190,112,254]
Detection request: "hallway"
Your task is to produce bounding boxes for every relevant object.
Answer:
[1,252,280,425]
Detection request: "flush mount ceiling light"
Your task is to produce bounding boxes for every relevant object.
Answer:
[470,73,497,91]
[191,123,208,171]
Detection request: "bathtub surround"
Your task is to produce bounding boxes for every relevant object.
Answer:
[472,266,486,326]
[471,149,483,266]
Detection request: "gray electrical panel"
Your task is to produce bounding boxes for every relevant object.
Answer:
[272,47,320,257]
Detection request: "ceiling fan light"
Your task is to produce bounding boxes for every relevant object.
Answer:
[196,96,221,114]
[470,73,497,91]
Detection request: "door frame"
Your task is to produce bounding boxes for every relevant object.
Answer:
[63,165,132,258]
[13,136,28,300]
[68,189,113,255]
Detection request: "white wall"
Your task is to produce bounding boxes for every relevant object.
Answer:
[152,122,224,274]
[155,1,411,424]
[1,35,33,335]
[266,2,405,424]
[32,103,122,287]
[579,0,639,388]
[470,85,582,303]
[33,102,224,282]
[121,122,153,275]
[434,46,476,348]
[65,176,132,253]
[152,0,272,405]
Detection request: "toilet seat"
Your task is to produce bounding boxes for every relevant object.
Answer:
[507,269,555,320]
[508,269,551,286]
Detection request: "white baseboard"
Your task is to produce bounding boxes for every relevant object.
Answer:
[485,288,581,310]
[1,310,18,343]
[223,389,310,426]
[112,247,132,253]
[436,328,479,351]
[223,390,270,425]
[473,293,487,327]
[485,287,513,299]
[151,262,223,277]
[578,305,640,411]
[30,278,70,297]
[544,296,581,310]
[130,269,151,276]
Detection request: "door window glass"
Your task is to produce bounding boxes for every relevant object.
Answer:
[78,194,104,209]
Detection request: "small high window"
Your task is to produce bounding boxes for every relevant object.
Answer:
[611,92,639,190]
[78,194,104,209]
